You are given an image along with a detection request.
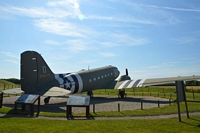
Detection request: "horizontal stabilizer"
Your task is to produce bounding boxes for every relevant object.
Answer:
[43,87,71,96]
[3,88,24,94]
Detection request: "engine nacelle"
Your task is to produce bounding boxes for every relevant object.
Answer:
[118,75,131,82]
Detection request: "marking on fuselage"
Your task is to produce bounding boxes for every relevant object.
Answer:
[70,74,79,93]
[71,73,83,92]
[64,75,75,93]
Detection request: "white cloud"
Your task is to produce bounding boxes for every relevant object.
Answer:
[172,37,198,44]
[64,39,97,52]
[100,52,116,57]
[47,54,71,61]
[79,59,97,64]
[45,40,63,46]
[101,42,119,47]
[1,52,19,59]
[1,0,82,19]
[4,59,19,64]
[108,33,149,46]
[149,66,161,69]
[35,19,85,37]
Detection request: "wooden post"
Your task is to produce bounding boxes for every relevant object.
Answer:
[0,92,3,108]
[158,100,160,108]
[93,104,95,113]
[192,88,195,99]
[118,103,120,112]
[141,102,143,110]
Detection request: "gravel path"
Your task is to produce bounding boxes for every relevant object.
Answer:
[2,95,172,114]
[1,95,200,120]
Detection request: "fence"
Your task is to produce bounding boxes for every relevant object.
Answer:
[90,99,172,113]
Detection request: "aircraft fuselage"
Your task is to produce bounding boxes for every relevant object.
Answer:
[55,65,120,93]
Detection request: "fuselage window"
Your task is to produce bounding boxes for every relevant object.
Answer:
[98,77,100,79]
[101,75,104,78]
[108,74,109,76]
[105,74,107,77]
[89,79,92,82]
[111,73,113,75]
[94,78,96,81]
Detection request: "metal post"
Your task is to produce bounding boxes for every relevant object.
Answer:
[177,101,181,122]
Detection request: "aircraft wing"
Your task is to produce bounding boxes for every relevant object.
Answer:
[114,75,200,89]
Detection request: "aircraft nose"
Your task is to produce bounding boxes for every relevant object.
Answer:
[114,68,120,78]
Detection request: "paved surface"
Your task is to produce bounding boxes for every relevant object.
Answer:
[2,95,172,114]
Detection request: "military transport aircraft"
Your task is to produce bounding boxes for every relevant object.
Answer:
[10,51,200,104]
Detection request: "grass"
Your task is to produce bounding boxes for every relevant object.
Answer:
[0,115,200,133]
[0,79,20,91]
[1,85,200,132]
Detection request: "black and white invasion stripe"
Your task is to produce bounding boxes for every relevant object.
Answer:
[55,73,83,93]
[117,79,146,89]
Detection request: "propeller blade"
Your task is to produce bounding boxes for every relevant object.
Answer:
[126,68,128,76]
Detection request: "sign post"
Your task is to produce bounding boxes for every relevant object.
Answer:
[175,81,189,122]
[0,92,3,108]
[66,95,90,119]
[15,94,40,116]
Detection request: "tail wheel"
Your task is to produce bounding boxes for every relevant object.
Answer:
[44,96,51,104]
[87,91,93,97]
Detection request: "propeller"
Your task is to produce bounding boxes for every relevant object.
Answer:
[126,68,128,76]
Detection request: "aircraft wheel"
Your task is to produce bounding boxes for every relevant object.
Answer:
[119,89,125,98]
[87,91,93,97]
[44,96,51,104]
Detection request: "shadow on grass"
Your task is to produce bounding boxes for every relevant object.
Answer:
[0,106,40,118]
[67,113,95,120]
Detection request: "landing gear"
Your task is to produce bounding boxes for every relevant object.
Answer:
[44,96,51,104]
[118,89,126,98]
[87,91,93,97]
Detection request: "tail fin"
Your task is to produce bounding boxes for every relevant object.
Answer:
[21,51,59,94]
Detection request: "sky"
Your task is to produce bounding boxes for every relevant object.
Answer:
[0,0,200,80]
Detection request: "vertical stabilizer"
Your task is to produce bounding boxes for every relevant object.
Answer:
[21,51,59,94]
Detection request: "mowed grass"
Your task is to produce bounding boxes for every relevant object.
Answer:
[0,115,200,133]
[0,79,20,91]
[1,85,200,132]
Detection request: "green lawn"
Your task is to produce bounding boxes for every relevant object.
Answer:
[0,79,20,91]
[0,115,200,133]
[1,85,200,132]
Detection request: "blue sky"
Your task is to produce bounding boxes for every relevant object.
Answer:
[0,0,200,79]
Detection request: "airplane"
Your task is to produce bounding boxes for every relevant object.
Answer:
[18,50,200,104]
